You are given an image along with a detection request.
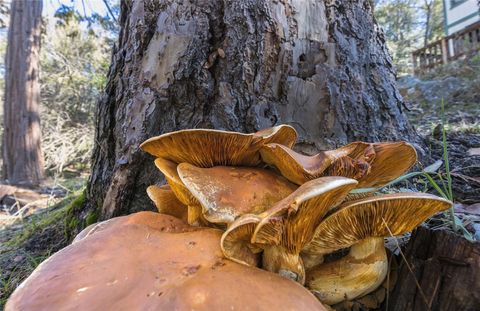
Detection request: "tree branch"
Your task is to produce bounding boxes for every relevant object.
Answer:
[102,0,117,22]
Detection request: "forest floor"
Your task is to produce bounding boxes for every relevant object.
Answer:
[397,58,480,239]
[1,65,480,307]
[0,176,86,306]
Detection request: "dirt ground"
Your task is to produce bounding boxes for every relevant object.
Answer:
[0,178,85,306]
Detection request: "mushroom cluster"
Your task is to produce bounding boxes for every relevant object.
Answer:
[141,125,452,307]
[7,125,452,311]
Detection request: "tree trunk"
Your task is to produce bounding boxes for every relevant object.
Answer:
[2,0,44,186]
[423,0,432,47]
[388,227,480,311]
[82,0,421,223]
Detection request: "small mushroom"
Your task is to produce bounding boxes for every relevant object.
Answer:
[140,125,297,167]
[260,141,417,188]
[303,193,452,305]
[222,177,358,284]
[153,158,205,226]
[221,214,263,266]
[7,212,327,311]
[177,163,297,224]
[146,184,188,222]
[153,158,196,206]
[331,250,398,311]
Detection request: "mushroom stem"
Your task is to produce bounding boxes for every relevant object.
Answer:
[306,237,388,305]
[301,252,325,270]
[262,245,305,284]
[187,205,205,226]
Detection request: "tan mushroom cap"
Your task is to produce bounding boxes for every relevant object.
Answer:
[252,177,359,249]
[220,214,263,266]
[322,156,371,181]
[259,142,370,185]
[146,185,188,222]
[7,212,327,311]
[178,163,297,224]
[304,192,452,256]
[154,158,206,225]
[356,141,417,188]
[141,124,297,167]
[260,141,417,188]
[154,158,197,206]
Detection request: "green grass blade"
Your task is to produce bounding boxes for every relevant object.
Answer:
[423,172,448,199]
[441,98,453,201]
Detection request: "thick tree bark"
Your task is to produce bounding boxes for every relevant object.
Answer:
[83,0,421,222]
[2,0,44,185]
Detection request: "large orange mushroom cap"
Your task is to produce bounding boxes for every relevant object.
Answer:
[140,125,297,167]
[72,210,194,243]
[6,212,326,311]
[178,163,297,224]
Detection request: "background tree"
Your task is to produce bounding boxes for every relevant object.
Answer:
[375,0,444,74]
[75,0,421,224]
[40,4,117,176]
[2,0,44,186]
[0,0,8,28]
[422,0,443,45]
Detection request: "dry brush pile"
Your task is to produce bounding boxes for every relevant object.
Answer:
[6,125,451,310]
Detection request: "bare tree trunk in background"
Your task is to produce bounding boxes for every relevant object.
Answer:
[424,0,433,46]
[2,0,44,186]
[79,0,421,224]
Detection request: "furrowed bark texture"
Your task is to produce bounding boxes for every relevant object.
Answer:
[84,0,420,221]
[2,0,44,185]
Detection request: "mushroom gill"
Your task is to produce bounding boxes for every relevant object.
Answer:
[303,193,452,305]
[177,163,297,225]
[140,125,297,167]
[253,177,357,284]
[153,158,205,226]
[355,142,417,188]
[153,158,197,206]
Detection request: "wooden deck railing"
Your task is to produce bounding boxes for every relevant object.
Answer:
[412,21,480,74]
